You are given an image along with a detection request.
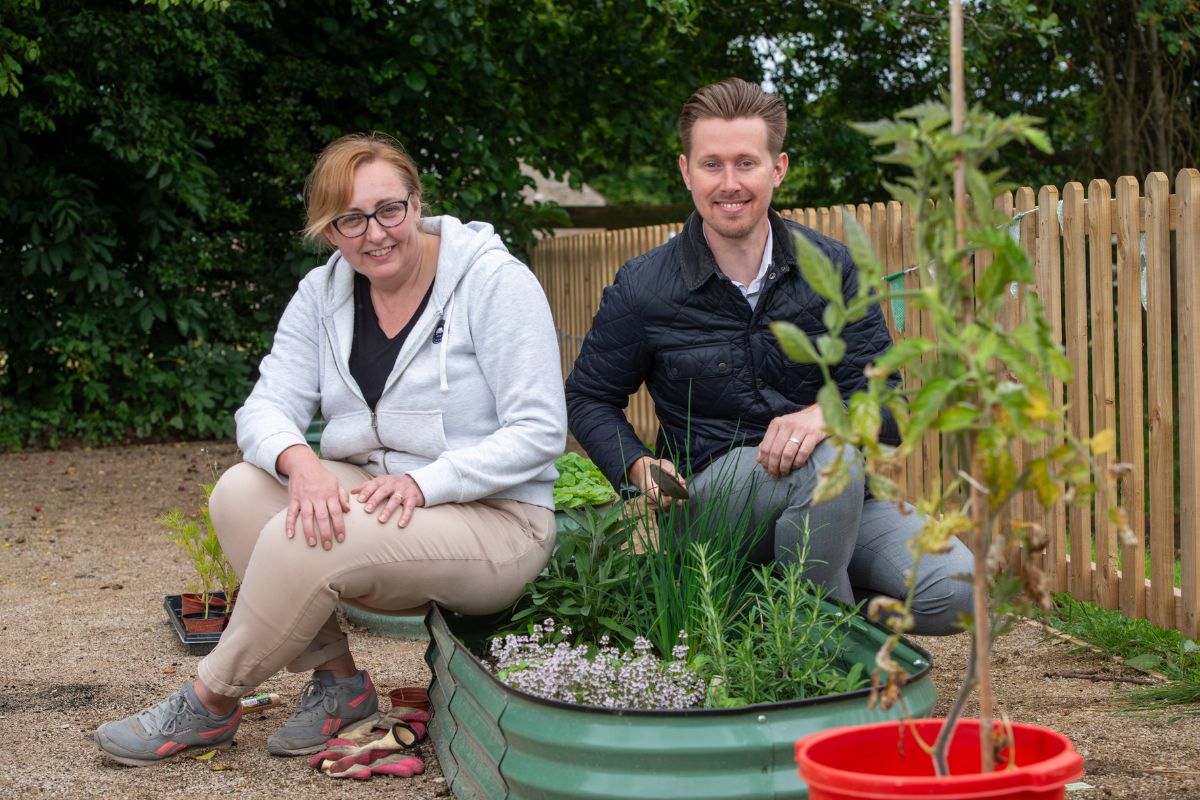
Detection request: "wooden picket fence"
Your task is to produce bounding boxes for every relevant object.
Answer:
[530,168,1200,639]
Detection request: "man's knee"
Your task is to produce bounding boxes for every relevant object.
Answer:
[773,441,865,505]
[910,549,975,635]
[806,440,865,475]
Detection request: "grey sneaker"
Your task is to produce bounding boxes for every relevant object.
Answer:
[267,670,378,756]
[95,682,242,767]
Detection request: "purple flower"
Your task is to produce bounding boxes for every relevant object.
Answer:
[488,622,704,710]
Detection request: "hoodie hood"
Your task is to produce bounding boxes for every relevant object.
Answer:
[319,216,516,395]
[321,215,512,317]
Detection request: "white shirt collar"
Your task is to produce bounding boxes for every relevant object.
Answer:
[726,225,773,309]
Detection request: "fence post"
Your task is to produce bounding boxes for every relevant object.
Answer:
[1145,172,1176,630]
[1088,179,1119,611]
[1116,177,1148,619]
[1178,168,1200,639]
[1037,185,1068,592]
[1063,182,1094,601]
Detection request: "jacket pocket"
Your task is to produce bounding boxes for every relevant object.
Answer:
[657,343,734,381]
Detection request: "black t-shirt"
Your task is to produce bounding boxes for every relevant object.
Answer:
[349,272,434,410]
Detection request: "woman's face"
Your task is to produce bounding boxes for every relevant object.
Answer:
[326,159,422,284]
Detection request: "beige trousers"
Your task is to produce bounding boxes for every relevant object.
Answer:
[197,460,554,697]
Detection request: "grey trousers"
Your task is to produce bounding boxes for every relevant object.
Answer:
[685,442,974,635]
[197,460,554,697]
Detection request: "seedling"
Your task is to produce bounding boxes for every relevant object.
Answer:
[161,483,238,618]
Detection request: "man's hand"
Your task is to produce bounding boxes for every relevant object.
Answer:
[278,444,351,550]
[758,405,828,478]
[629,456,687,511]
[351,474,426,529]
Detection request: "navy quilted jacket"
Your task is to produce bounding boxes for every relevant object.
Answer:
[565,210,900,489]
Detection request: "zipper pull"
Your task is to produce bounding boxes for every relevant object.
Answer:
[432,317,445,344]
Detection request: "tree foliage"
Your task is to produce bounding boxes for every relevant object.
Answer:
[0,0,741,448]
[4,0,1195,449]
[600,0,1198,205]
[764,0,1199,190]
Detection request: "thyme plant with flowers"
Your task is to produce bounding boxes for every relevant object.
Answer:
[771,98,1130,774]
[489,619,705,710]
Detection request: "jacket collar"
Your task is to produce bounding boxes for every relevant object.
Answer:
[677,209,797,291]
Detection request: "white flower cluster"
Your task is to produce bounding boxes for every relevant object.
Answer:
[488,619,705,710]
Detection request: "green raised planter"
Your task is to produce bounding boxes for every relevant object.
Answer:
[340,603,429,641]
[425,604,936,800]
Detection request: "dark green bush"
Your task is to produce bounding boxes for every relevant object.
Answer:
[0,0,719,449]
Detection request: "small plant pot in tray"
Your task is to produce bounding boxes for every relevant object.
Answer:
[182,612,228,634]
[164,593,230,655]
[180,592,229,617]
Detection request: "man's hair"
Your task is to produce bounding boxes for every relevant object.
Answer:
[303,131,423,248]
[678,77,787,156]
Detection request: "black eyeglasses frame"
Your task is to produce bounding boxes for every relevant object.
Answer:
[330,192,414,238]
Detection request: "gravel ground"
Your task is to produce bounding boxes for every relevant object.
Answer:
[2,440,1198,798]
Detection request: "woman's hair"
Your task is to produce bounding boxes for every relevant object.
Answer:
[302,132,423,247]
[678,77,787,157]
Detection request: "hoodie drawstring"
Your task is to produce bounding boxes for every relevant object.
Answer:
[436,299,452,391]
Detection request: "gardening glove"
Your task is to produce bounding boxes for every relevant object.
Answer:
[325,752,425,781]
[309,716,428,775]
[311,706,429,752]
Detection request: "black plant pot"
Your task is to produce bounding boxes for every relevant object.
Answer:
[164,593,229,655]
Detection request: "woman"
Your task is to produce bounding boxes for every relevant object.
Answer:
[95,132,566,766]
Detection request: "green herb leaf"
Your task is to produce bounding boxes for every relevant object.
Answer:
[553,452,617,510]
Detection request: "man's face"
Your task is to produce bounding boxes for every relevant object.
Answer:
[679,116,788,244]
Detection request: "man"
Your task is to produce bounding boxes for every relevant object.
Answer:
[565,77,972,635]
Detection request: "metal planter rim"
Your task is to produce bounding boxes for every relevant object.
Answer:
[426,604,933,717]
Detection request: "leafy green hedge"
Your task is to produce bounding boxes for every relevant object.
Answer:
[0,0,730,449]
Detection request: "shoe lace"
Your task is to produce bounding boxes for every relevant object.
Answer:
[136,692,191,736]
[291,678,340,722]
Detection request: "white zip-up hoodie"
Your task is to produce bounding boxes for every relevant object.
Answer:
[235,215,566,509]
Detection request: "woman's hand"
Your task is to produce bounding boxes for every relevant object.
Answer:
[277,445,351,550]
[351,474,426,528]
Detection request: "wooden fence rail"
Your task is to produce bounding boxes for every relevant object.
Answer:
[530,169,1200,639]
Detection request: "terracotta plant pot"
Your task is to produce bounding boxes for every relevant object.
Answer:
[388,686,431,712]
[794,718,1084,800]
[180,592,228,617]
[182,611,229,634]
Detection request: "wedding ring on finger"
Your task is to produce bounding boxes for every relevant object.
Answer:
[787,436,802,445]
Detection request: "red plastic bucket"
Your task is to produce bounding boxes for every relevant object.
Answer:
[795,718,1083,799]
